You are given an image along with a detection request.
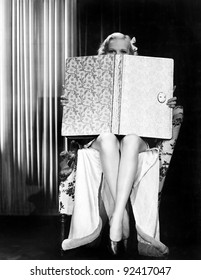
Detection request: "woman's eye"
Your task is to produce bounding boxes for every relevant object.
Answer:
[121,50,127,54]
[108,50,116,54]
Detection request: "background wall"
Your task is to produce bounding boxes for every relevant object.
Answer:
[77,0,201,252]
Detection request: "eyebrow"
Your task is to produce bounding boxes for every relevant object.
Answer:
[108,48,128,52]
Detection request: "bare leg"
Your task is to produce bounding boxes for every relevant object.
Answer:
[109,134,147,242]
[91,133,120,200]
[91,133,130,245]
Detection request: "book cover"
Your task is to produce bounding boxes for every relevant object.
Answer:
[61,54,173,139]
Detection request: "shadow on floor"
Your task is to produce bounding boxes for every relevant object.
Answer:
[0,215,200,260]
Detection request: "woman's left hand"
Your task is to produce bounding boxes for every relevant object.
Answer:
[166,85,177,108]
[166,96,177,108]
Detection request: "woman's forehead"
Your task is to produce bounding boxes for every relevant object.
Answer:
[108,38,130,49]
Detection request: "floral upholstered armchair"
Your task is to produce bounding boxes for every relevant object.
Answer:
[58,105,183,256]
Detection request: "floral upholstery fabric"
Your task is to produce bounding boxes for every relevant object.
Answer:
[59,106,183,215]
[157,106,183,201]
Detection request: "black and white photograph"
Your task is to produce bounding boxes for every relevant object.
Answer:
[0,0,201,277]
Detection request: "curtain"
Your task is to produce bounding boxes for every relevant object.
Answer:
[0,0,77,215]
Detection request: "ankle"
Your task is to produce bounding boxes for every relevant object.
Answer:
[109,216,123,242]
[123,211,130,239]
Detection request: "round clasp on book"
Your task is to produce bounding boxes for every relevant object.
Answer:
[157,92,166,103]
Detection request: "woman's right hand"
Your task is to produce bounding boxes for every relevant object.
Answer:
[60,85,68,106]
[60,95,68,106]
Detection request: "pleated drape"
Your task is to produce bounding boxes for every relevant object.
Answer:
[0,0,77,215]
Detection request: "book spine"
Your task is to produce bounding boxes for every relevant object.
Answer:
[112,55,123,134]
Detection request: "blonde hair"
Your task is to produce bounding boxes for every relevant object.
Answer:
[97,32,138,55]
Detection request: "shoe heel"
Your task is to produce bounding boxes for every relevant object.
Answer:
[123,239,128,250]
[108,239,124,256]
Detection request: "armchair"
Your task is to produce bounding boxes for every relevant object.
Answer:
[58,105,183,257]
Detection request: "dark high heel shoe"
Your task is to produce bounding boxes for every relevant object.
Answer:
[108,239,124,256]
[123,238,128,251]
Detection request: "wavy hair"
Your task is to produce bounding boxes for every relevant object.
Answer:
[97,32,138,55]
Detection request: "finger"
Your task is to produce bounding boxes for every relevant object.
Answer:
[167,97,177,104]
[168,102,177,106]
[60,95,68,100]
[60,102,68,107]
[166,101,176,107]
[168,104,175,108]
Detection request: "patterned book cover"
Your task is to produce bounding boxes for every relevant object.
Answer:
[119,55,173,138]
[61,55,116,136]
[61,54,173,139]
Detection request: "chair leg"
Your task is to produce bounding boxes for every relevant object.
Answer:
[60,214,67,256]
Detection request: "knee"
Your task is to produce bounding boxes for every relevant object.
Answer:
[97,133,119,150]
[121,134,141,152]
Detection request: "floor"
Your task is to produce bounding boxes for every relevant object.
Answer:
[0,215,201,260]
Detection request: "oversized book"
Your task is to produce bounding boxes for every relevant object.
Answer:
[61,54,173,139]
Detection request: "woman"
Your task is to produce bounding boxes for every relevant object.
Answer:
[60,32,177,257]
[91,32,176,254]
